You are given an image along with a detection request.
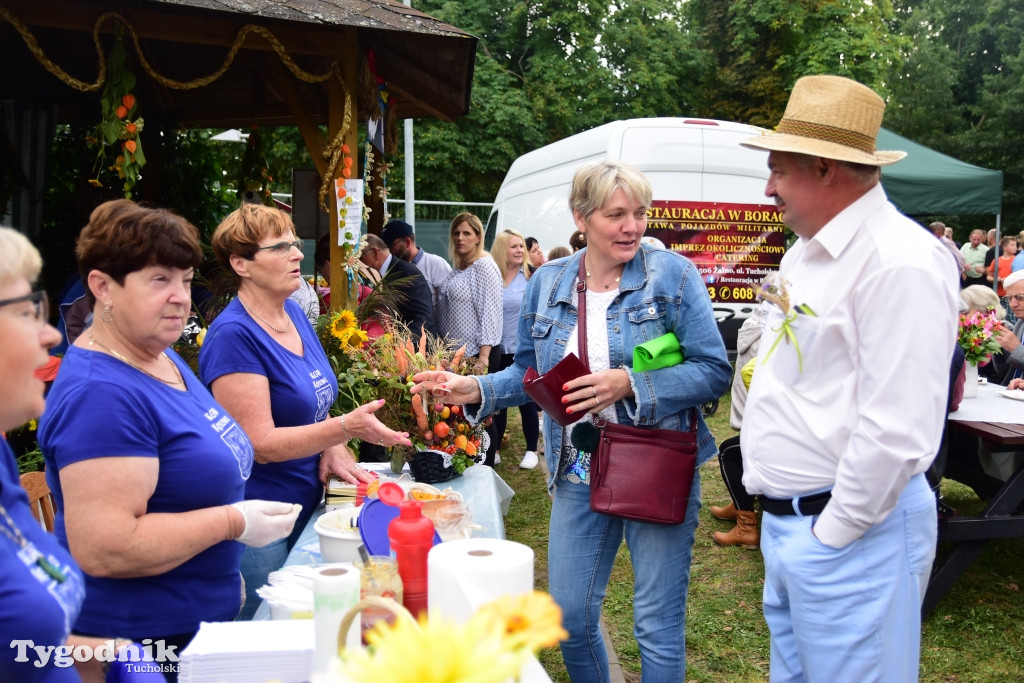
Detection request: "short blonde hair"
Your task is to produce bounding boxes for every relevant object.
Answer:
[448,212,487,270]
[491,229,529,282]
[569,161,652,222]
[961,284,1006,320]
[211,204,295,286]
[0,227,42,290]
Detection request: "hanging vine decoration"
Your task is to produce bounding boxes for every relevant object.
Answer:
[87,34,145,197]
[318,89,354,214]
[0,7,352,199]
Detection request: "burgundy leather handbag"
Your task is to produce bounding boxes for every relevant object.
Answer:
[571,258,698,525]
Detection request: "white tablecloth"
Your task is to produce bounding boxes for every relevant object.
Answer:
[949,382,1024,423]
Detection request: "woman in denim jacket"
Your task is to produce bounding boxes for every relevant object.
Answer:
[414,161,731,682]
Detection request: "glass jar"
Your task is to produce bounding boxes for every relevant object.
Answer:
[353,555,403,641]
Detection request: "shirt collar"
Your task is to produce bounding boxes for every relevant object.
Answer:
[804,183,888,260]
[381,253,393,273]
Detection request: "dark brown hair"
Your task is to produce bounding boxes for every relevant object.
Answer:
[77,199,202,306]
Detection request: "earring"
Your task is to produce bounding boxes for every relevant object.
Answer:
[101,304,114,323]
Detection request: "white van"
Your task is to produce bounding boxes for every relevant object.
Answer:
[485,117,786,354]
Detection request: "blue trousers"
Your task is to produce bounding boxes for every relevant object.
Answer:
[548,472,701,683]
[761,473,936,682]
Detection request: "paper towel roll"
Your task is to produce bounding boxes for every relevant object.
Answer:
[428,538,534,622]
[313,565,361,673]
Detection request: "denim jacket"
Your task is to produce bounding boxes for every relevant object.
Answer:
[468,246,732,490]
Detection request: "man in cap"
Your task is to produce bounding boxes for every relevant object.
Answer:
[739,75,958,682]
[380,219,452,329]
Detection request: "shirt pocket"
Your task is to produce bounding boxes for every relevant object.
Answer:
[626,301,669,341]
[762,309,828,386]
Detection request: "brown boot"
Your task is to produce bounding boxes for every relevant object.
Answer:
[709,501,737,521]
[712,510,760,550]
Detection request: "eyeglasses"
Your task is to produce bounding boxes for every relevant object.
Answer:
[1009,294,1024,304]
[0,290,49,323]
[256,239,304,257]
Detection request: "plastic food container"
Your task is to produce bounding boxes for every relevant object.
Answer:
[314,507,362,563]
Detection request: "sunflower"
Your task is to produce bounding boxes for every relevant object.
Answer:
[471,591,568,653]
[330,309,358,340]
[346,328,368,350]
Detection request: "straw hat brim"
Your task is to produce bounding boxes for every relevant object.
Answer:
[741,131,905,167]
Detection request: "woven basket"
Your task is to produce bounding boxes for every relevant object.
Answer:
[408,449,458,484]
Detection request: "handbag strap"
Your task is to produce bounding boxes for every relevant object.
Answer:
[576,256,589,367]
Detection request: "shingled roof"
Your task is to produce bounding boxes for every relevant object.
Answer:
[0,0,477,126]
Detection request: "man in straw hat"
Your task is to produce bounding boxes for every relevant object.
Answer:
[738,75,959,682]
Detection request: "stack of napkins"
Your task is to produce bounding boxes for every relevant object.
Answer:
[325,474,373,507]
[178,620,315,682]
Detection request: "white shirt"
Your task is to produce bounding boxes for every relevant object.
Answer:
[412,249,453,326]
[740,184,958,548]
[437,256,503,357]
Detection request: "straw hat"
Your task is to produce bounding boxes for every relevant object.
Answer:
[741,75,905,166]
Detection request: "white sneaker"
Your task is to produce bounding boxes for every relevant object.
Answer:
[519,451,538,469]
[493,451,501,464]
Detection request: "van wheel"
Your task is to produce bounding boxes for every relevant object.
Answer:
[702,399,719,418]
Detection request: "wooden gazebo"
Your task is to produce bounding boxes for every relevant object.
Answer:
[0,0,477,306]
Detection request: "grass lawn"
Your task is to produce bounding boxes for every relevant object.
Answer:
[495,399,1024,682]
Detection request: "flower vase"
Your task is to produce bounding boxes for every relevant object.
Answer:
[963,362,979,398]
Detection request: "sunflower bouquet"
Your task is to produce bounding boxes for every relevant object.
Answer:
[320,591,567,683]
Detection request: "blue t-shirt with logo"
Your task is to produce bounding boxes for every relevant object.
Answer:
[39,347,251,638]
[0,440,85,681]
[199,298,337,530]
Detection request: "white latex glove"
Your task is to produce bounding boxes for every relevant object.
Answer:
[231,500,302,548]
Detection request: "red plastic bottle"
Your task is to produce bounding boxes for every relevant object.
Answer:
[388,499,435,618]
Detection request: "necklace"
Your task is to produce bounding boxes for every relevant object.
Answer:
[238,295,292,333]
[0,501,67,583]
[88,333,184,386]
[585,269,621,290]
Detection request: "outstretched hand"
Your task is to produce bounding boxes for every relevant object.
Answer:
[345,398,412,449]
[411,370,483,406]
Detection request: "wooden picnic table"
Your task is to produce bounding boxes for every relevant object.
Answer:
[923,383,1024,616]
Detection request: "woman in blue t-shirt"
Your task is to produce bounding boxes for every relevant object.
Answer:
[39,201,302,669]
[0,227,92,682]
[201,204,412,619]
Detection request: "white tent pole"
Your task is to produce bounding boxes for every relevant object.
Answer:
[994,214,1002,295]
[404,0,415,229]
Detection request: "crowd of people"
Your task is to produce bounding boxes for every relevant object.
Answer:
[3,71,1013,683]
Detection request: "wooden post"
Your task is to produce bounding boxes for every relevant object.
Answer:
[329,30,360,312]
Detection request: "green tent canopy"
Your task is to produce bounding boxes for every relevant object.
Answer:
[878,128,1003,216]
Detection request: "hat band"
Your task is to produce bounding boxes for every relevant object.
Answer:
[775,118,876,154]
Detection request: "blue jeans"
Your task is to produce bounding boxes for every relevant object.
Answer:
[548,472,701,682]
[761,473,936,682]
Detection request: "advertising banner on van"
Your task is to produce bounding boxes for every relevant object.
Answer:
[646,201,786,305]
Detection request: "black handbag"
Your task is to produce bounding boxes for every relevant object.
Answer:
[571,258,699,525]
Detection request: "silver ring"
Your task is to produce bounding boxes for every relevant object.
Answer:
[378,439,384,446]
[591,387,598,397]
[593,396,600,408]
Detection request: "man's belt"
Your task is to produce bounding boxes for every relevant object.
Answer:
[758,491,832,516]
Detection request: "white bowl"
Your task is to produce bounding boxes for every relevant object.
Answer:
[314,507,362,563]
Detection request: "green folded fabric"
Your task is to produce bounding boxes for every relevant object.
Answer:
[633,332,683,372]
